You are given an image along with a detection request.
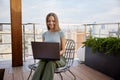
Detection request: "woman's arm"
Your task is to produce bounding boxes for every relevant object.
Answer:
[42,38,45,42]
[60,37,66,55]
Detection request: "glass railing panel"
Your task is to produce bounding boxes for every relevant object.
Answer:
[86,23,119,38]
[0,44,11,53]
[0,24,11,61]
[0,22,119,61]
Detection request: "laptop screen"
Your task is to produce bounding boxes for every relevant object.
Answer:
[31,42,60,60]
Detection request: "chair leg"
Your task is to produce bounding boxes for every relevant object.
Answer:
[27,69,33,80]
[68,70,76,80]
[59,73,63,80]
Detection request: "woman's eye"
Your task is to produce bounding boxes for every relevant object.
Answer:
[48,20,55,23]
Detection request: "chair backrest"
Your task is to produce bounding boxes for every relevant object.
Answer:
[64,39,75,68]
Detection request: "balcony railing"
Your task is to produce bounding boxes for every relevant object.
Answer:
[0,22,120,61]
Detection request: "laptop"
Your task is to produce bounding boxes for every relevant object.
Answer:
[31,42,60,60]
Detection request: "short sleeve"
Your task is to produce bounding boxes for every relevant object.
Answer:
[42,32,45,40]
[59,31,65,38]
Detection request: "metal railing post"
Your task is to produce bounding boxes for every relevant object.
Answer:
[23,24,26,61]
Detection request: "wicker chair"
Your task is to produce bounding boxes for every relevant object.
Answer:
[27,39,76,80]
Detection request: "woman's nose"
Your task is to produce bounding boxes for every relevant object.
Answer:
[49,21,54,24]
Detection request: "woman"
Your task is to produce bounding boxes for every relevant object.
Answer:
[32,12,66,80]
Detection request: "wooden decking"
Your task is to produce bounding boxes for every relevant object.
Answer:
[0,59,113,80]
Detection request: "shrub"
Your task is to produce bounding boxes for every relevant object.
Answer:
[83,37,120,56]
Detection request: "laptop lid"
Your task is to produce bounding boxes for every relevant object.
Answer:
[31,42,60,60]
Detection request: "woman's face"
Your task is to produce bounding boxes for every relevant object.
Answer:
[47,16,55,30]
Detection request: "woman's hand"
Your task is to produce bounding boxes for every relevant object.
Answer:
[60,50,65,55]
[60,37,66,56]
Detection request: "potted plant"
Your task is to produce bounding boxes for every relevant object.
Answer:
[83,37,120,80]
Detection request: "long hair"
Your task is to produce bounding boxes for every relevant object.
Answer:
[46,12,61,31]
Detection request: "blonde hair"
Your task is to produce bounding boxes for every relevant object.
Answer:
[46,12,61,31]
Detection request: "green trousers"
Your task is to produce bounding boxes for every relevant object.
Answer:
[32,56,66,80]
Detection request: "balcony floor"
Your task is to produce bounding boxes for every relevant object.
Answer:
[0,59,113,80]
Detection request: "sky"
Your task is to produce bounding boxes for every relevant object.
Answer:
[0,0,120,24]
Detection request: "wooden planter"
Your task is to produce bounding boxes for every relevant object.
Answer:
[85,47,120,80]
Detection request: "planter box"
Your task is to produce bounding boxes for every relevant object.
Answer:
[85,47,120,80]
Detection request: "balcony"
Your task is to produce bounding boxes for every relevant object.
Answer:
[0,22,119,80]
